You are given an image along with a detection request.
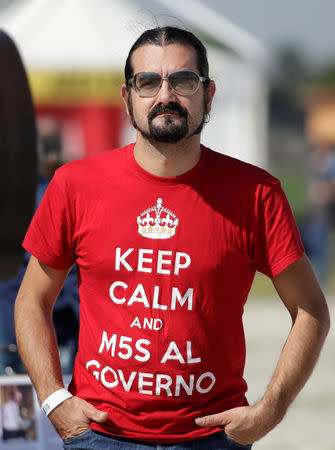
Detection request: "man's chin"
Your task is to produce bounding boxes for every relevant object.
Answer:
[148,124,188,143]
[131,117,188,143]
[151,135,185,144]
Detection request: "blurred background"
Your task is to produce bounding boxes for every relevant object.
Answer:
[0,1,334,449]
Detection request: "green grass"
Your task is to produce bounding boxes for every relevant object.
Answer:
[248,169,335,299]
[249,270,335,299]
[249,272,276,298]
[272,168,308,222]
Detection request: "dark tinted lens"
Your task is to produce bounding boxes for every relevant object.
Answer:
[135,72,162,96]
[169,71,199,94]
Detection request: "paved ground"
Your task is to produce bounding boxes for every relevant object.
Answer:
[243,296,335,450]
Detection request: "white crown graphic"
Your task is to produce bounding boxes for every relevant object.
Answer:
[137,198,179,239]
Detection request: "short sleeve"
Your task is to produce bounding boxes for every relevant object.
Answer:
[252,180,304,278]
[23,170,75,270]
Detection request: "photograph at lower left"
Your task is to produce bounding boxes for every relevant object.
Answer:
[0,384,36,444]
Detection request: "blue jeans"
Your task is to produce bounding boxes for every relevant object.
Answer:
[63,429,252,449]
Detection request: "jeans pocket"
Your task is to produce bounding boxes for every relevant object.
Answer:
[63,428,92,445]
[224,433,252,449]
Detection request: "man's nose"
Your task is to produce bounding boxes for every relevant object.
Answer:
[156,78,177,102]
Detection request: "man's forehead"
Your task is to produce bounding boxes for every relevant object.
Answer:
[131,43,198,73]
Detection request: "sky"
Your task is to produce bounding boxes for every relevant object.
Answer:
[207,0,335,68]
[1,0,334,69]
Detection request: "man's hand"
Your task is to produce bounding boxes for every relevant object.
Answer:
[195,403,280,446]
[195,256,330,446]
[48,396,108,440]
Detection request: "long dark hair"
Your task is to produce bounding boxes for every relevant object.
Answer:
[125,26,210,89]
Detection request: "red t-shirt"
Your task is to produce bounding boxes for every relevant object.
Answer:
[23,144,304,443]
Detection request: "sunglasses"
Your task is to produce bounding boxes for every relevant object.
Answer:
[127,70,209,97]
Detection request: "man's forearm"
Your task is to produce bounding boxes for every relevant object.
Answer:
[14,256,70,403]
[14,257,108,439]
[195,304,330,445]
[258,306,330,423]
[195,257,330,445]
[15,296,64,403]
[15,287,109,440]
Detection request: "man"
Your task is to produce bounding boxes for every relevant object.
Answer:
[15,27,330,449]
[2,389,25,441]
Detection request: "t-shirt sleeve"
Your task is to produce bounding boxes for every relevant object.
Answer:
[23,170,75,270]
[252,180,304,278]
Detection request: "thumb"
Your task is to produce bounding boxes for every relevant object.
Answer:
[195,410,231,427]
[84,403,109,423]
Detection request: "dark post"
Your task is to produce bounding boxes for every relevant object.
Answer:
[0,30,37,279]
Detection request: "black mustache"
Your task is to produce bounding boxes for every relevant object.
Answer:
[148,102,188,121]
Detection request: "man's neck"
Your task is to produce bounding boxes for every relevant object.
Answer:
[133,133,201,177]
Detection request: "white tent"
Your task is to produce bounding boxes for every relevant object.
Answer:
[0,0,267,167]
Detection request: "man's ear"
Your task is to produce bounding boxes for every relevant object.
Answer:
[205,80,216,114]
[121,84,130,116]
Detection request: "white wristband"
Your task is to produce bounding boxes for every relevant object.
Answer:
[41,388,73,416]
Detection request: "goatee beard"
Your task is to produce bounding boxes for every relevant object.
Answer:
[127,97,207,143]
[147,102,188,143]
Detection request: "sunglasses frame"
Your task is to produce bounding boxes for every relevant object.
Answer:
[127,70,209,97]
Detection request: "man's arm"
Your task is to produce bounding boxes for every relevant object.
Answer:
[195,254,330,445]
[14,255,108,440]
